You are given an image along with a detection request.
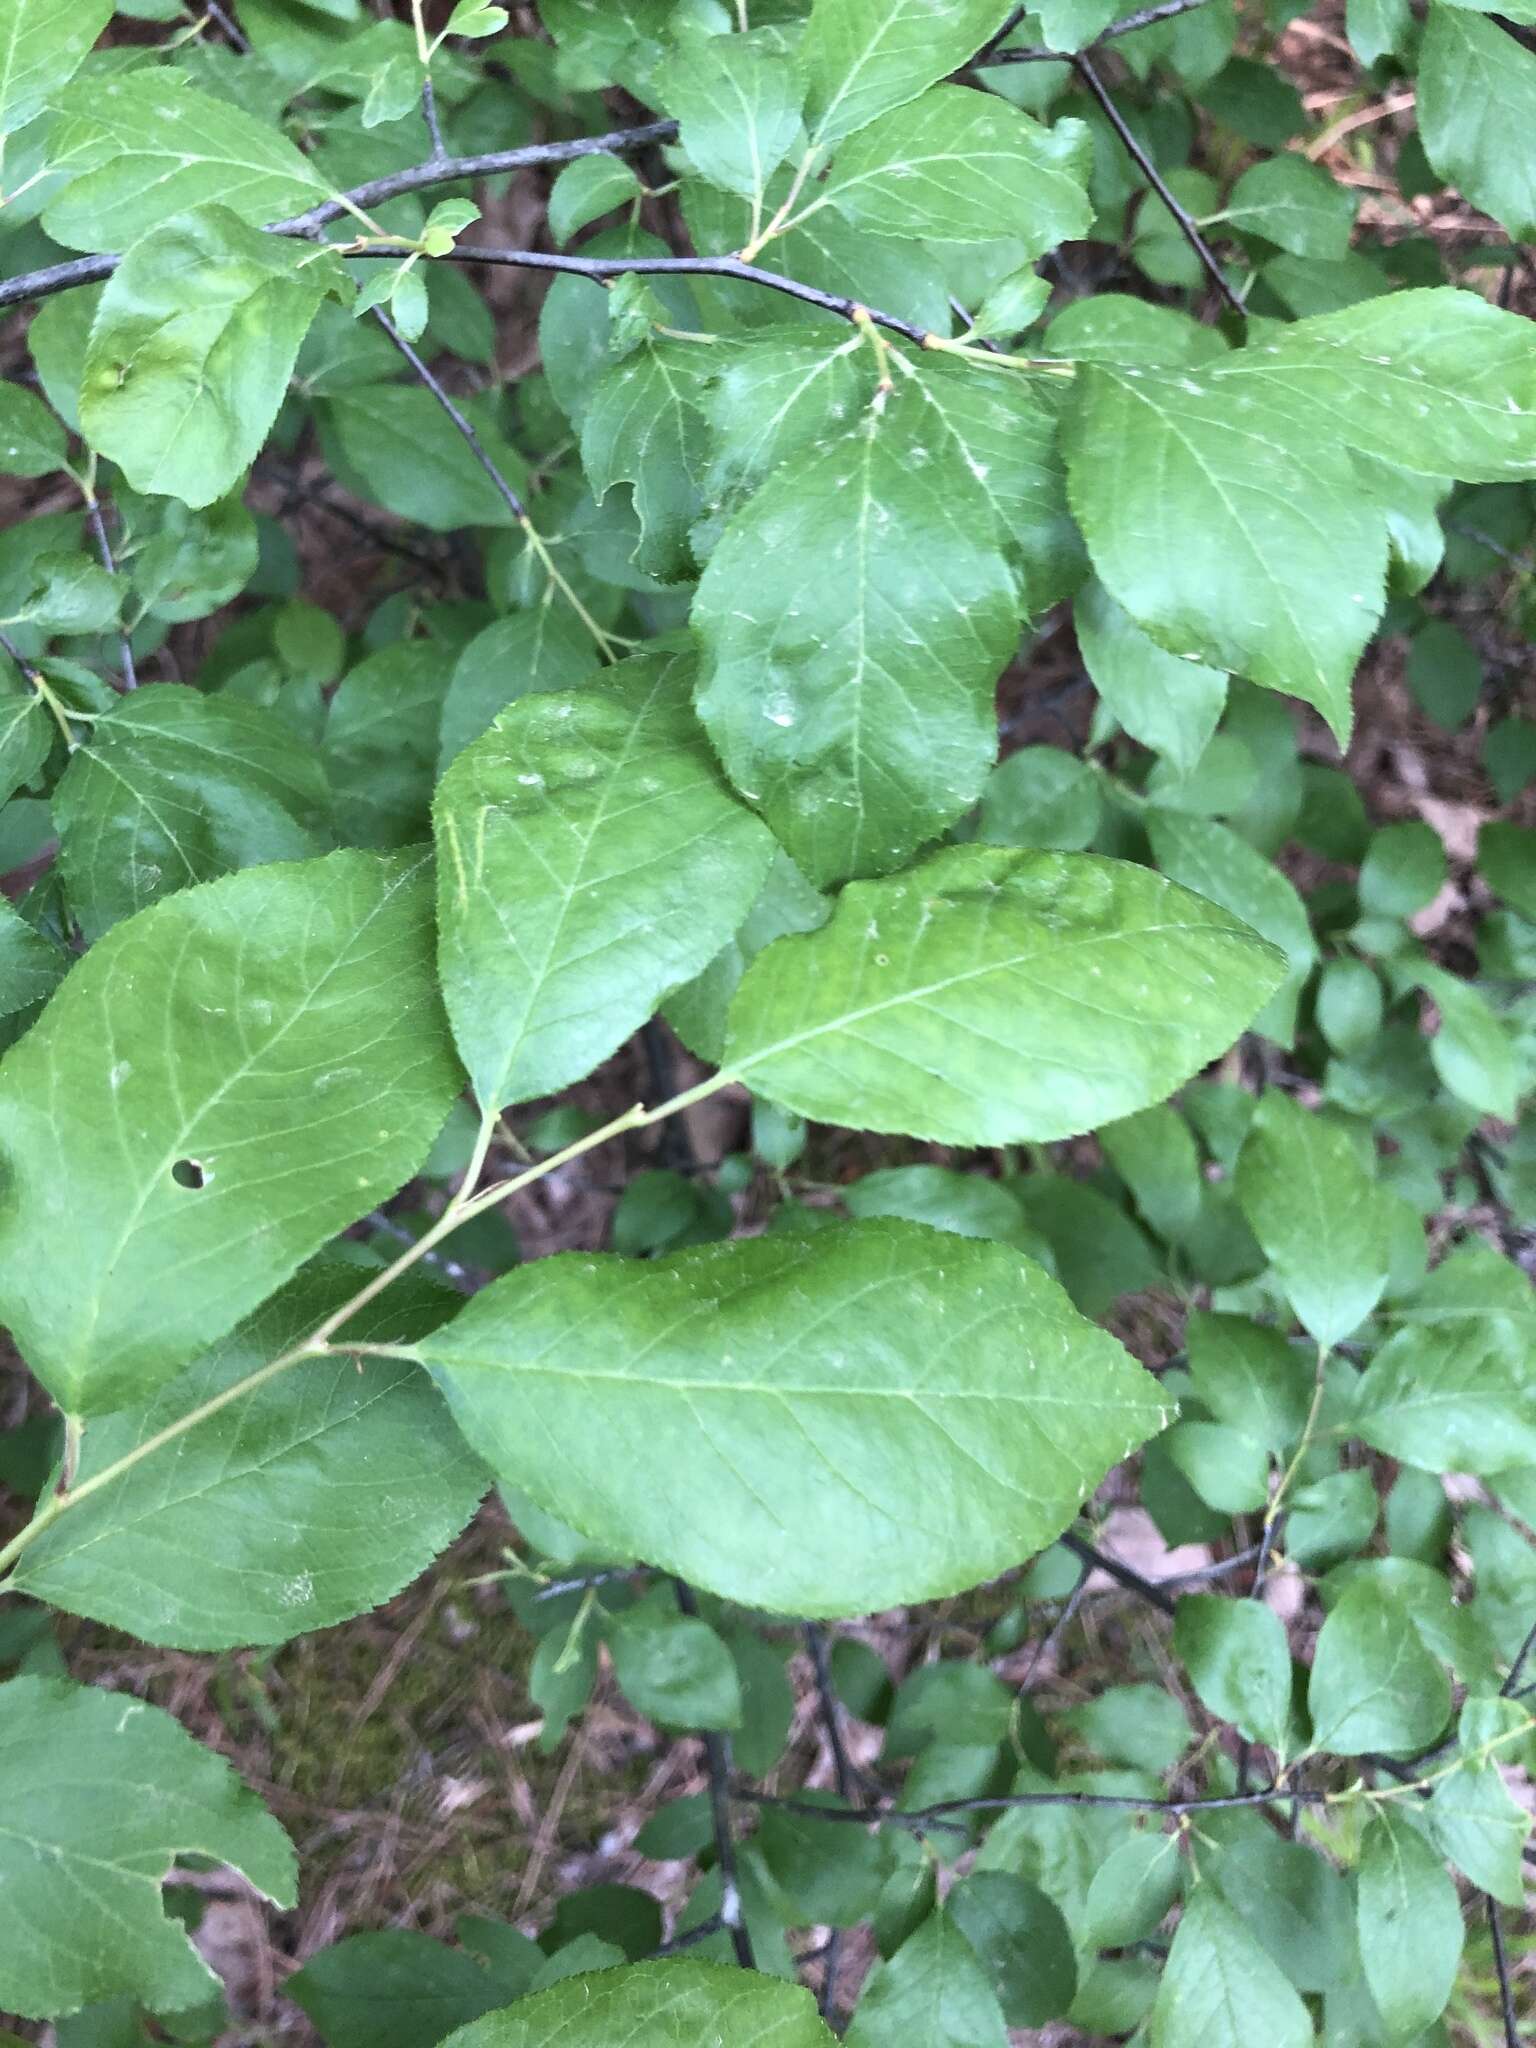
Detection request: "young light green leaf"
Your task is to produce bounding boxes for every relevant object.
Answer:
[724,844,1284,1145]
[1174,1595,1292,1753]
[1418,5,1536,243]
[12,1264,488,1650]
[81,207,335,508]
[1356,1809,1463,2040]
[1064,363,1388,741]
[423,1218,1168,1618]
[798,0,1016,145]
[844,1907,1009,2046]
[693,379,1022,884]
[435,649,775,1112]
[821,86,1090,252]
[1149,1884,1311,2048]
[1234,1091,1390,1348]
[0,849,461,1417]
[1306,1578,1451,1756]
[0,0,111,133]
[52,682,333,940]
[660,28,804,205]
[0,1675,295,2021]
[42,70,329,253]
[0,384,68,478]
[438,1962,834,2048]
[1075,581,1227,778]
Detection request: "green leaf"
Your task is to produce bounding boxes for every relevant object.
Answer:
[288,1931,511,2048]
[798,0,1016,146]
[607,1596,743,1731]
[1221,153,1356,258]
[0,897,66,1019]
[1354,1301,1536,1476]
[81,206,333,509]
[320,385,529,531]
[1360,820,1446,916]
[946,1871,1077,2027]
[581,340,711,580]
[0,848,461,1416]
[693,378,1021,884]
[845,1163,1038,1250]
[435,648,775,1112]
[1356,1808,1463,2040]
[324,641,448,849]
[1425,1722,1532,1905]
[12,1262,487,1649]
[548,153,643,243]
[972,747,1101,852]
[1418,5,1536,243]
[0,383,68,478]
[1064,362,1388,741]
[1174,1595,1292,1752]
[1162,1419,1268,1513]
[440,1962,833,2046]
[42,70,329,253]
[1186,1312,1311,1453]
[1479,822,1536,921]
[1149,1884,1311,2048]
[1145,812,1315,1043]
[660,28,804,205]
[1081,1831,1183,1948]
[1236,289,1536,484]
[0,0,112,133]
[1075,580,1226,778]
[439,604,597,769]
[52,682,333,940]
[665,846,829,1065]
[821,86,1090,253]
[0,1675,295,2021]
[1306,1578,1451,1756]
[422,1218,1167,1618]
[0,678,51,805]
[844,1906,1009,2046]
[1234,1092,1389,1348]
[1416,964,1520,1121]
[724,843,1284,1145]
[6,550,118,635]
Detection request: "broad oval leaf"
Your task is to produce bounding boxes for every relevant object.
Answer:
[13,1263,489,1649]
[53,681,333,939]
[821,86,1091,252]
[440,1962,834,2048]
[1064,360,1389,741]
[81,206,335,509]
[0,0,111,131]
[0,848,461,1416]
[0,1675,295,2022]
[41,70,329,253]
[799,0,1016,145]
[1418,4,1536,244]
[1357,1809,1464,2041]
[693,376,1022,885]
[1307,1578,1452,1756]
[434,649,776,1112]
[422,1218,1169,1618]
[722,844,1285,1144]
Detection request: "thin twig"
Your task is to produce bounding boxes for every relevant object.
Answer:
[676,1581,755,1970]
[736,1782,1314,1838]
[1488,1894,1521,2048]
[804,1623,858,2022]
[203,0,250,50]
[1061,1531,1177,1615]
[420,76,447,163]
[1501,1613,1536,1697]
[371,308,529,521]
[0,122,680,310]
[356,243,935,348]
[1071,52,1246,318]
[981,0,1212,63]
[83,497,137,691]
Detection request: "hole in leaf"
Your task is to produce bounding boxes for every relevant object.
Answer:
[171,1158,207,1190]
